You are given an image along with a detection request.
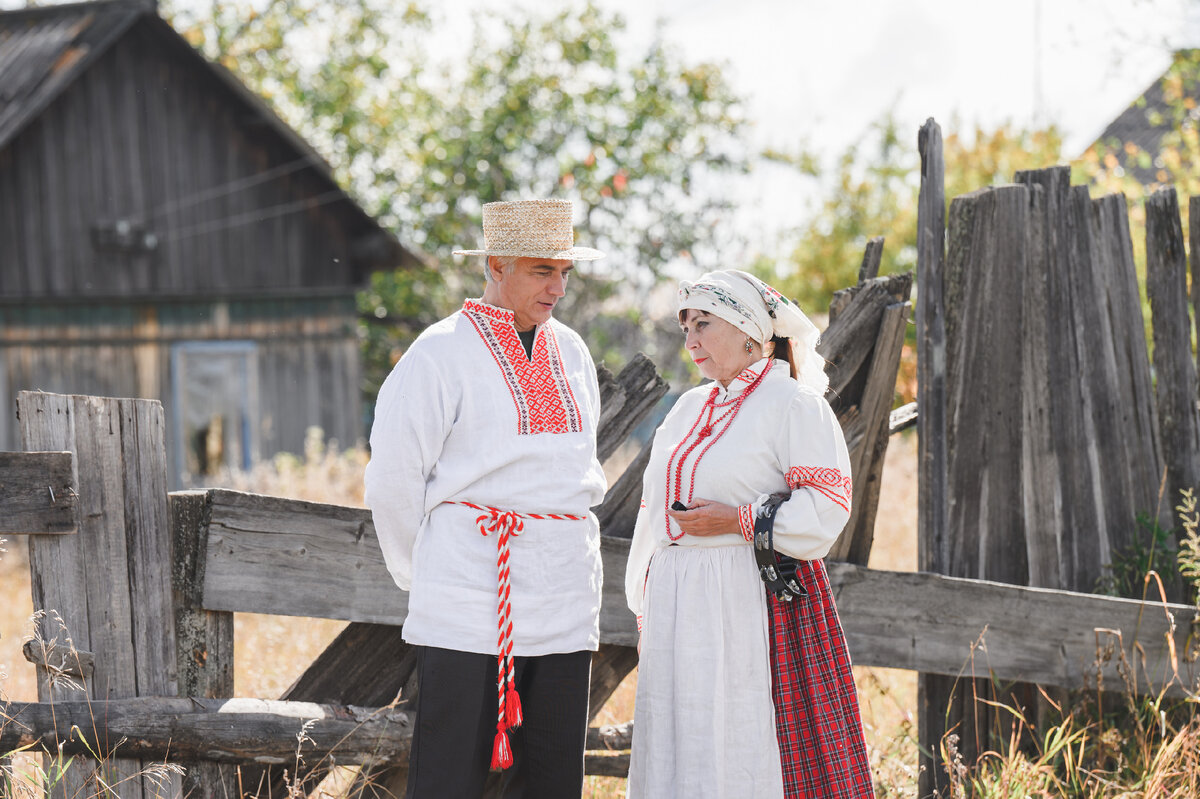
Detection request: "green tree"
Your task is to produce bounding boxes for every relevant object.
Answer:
[164,0,750,392]
[766,115,1064,314]
[756,115,1063,403]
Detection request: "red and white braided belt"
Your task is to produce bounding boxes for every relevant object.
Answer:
[447,500,588,770]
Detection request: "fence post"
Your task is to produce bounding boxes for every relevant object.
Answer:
[915,118,949,799]
[171,490,238,798]
[18,391,179,799]
[1147,188,1200,561]
[1192,196,1200,383]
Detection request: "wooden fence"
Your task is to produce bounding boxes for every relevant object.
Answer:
[916,118,1200,796]
[2,126,1199,797]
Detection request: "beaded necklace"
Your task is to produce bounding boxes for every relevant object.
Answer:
[664,359,773,540]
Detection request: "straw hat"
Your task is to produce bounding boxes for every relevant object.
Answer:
[453,199,604,261]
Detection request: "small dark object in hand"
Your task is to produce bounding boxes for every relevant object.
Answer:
[671,501,688,511]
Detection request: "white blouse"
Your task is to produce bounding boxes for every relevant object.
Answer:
[624,358,852,618]
[365,299,607,657]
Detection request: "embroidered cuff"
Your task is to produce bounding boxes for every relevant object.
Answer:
[738,503,755,541]
[636,614,644,633]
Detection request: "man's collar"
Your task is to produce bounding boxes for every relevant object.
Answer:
[463,298,516,325]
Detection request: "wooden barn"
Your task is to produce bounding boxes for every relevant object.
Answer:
[0,0,420,486]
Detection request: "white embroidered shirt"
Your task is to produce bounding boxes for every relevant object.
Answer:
[624,358,853,618]
[365,299,606,656]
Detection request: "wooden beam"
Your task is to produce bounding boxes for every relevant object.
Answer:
[888,402,917,434]
[0,451,77,534]
[827,562,1198,698]
[21,640,94,679]
[191,489,1197,695]
[0,697,412,766]
[200,488,407,623]
[0,698,633,775]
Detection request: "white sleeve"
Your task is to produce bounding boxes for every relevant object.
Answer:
[624,496,655,619]
[623,397,689,619]
[765,389,853,561]
[363,347,455,591]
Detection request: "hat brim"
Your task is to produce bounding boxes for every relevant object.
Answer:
[451,246,605,261]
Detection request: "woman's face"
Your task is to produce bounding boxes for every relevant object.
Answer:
[680,309,754,385]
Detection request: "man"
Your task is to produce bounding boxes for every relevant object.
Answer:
[364,199,607,798]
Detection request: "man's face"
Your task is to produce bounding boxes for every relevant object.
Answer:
[486,257,574,331]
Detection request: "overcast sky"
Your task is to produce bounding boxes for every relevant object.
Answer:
[436,0,1195,156]
[426,0,1197,247]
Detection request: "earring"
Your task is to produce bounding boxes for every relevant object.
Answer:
[744,338,754,354]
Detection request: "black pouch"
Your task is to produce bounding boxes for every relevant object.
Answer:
[752,491,807,602]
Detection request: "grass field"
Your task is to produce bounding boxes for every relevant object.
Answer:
[0,431,921,797]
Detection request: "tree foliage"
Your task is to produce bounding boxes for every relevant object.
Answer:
[163,0,750,392]
[764,116,1064,313]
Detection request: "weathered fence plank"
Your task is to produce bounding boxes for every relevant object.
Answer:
[170,490,237,799]
[943,184,1030,584]
[1069,185,1142,578]
[858,235,885,283]
[195,488,641,645]
[937,183,1033,788]
[827,300,910,564]
[1014,167,1088,589]
[6,560,1193,791]
[1091,193,1162,531]
[201,489,406,623]
[18,391,180,799]
[0,451,77,534]
[1191,196,1200,382]
[183,488,1199,695]
[916,123,950,798]
[820,277,904,402]
[595,354,669,463]
[0,697,632,778]
[1147,188,1200,538]
[0,697,413,766]
[916,117,948,580]
[594,438,652,539]
[1018,181,1063,589]
[828,562,1198,697]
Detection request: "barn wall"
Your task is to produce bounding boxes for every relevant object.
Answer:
[0,298,363,487]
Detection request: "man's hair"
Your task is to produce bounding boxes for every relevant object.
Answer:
[484,256,518,283]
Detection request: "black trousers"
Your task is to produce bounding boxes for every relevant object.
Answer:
[405,646,592,799]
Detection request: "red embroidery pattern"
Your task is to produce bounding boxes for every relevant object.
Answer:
[738,504,754,541]
[664,360,773,540]
[786,466,852,513]
[463,300,583,436]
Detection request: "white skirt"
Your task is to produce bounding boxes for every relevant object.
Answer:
[628,544,784,799]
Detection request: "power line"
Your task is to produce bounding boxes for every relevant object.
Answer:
[145,153,331,220]
[164,189,347,241]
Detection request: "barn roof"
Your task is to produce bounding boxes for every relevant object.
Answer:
[1089,49,1200,186]
[0,0,421,271]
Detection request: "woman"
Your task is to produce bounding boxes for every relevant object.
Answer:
[625,269,874,798]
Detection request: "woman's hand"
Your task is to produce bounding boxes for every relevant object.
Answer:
[667,499,740,537]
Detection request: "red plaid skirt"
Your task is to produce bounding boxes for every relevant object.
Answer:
[769,559,875,798]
